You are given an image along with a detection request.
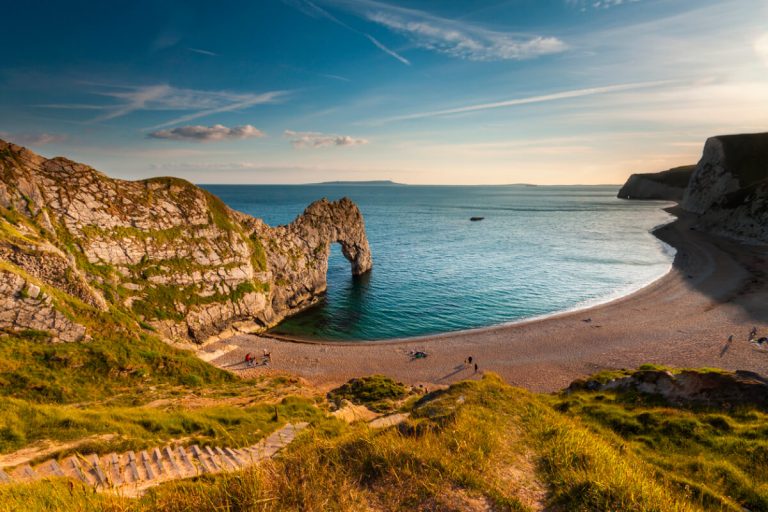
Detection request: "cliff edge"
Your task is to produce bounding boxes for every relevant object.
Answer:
[620,132,768,243]
[0,140,372,343]
[617,165,694,201]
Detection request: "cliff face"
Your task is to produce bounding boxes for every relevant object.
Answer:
[0,140,371,343]
[619,132,768,243]
[681,133,768,242]
[617,165,695,201]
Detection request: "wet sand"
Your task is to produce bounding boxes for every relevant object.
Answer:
[207,207,768,392]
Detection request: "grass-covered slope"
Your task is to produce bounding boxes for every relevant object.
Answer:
[2,370,766,512]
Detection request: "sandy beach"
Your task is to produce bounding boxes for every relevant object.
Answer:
[206,207,768,392]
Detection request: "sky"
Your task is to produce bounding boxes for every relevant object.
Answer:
[1,0,766,185]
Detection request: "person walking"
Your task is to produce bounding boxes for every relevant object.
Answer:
[474,363,478,373]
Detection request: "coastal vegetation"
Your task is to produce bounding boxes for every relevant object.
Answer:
[1,369,767,511]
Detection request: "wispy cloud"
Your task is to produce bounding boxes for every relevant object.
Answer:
[284,130,369,148]
[282,0,410,65]
[567,0,641,11]
[0,131,67,146]
[187,47,218,56]
[148,124,265,142]
[365,34,411,65]
[38,84,287,128]
[374,80,677,123]
[329,0,567,61]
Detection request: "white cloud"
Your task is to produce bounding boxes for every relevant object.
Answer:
[38,84,287,128]
[0,131,67,146]
[756,33,768,67]
[328,0,566,61]
[284,130,369,148]
[148,124,265,142]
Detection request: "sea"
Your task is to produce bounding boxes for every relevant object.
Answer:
[202,184,676,341]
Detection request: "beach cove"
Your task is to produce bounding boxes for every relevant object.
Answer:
[207,206,768,392]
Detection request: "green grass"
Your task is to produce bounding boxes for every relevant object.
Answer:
[0,332,232,403]
[327,375,410,413]
[554,388,768,511]
[0,395,327,463]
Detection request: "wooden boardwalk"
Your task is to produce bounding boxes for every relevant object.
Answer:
[0,422,308,496]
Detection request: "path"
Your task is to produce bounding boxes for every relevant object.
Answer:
[0,422,308,497]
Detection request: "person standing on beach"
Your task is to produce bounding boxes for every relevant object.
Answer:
[474,363,478,373]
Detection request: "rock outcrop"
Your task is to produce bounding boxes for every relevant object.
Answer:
[681,133,768,242]
[0,140,372,343]
[617,165,695,201]
[568,369,768,410]
[619,132,768,243]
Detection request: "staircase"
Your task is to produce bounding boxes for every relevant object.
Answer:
[0,422,308,496]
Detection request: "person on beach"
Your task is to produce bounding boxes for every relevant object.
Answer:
[749,327,757,341]
[468,356,473,365]
[244,352,252,367]
[474,363,478,373]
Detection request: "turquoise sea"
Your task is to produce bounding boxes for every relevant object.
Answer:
[203,184,675,341]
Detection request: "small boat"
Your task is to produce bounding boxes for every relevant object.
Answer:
[470,216,484,221]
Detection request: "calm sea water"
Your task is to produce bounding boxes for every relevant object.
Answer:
[203,184,675,341]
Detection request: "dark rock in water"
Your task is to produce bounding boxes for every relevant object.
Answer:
[470,217,484,221]
[568,369,768,409]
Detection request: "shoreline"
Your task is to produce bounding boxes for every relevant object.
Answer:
[207,206,768,392]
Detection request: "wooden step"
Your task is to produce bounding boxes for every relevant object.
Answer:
[105,453,123,486]
[214,447,238,470]
[11,464,38,482]
[34,459,67,479]
[86,454,108,487]
[223,447,245,467]
[124,452,141,483]
[162,446,183,478]
[63,456,91,485]
[0,469,12,484]
[202,446,223,472]
[176,446,197,476]
[151,448,166,478]
[139,451,155,481]
[190,445,214,474]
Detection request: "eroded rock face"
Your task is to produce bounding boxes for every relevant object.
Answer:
[0,140,372,343]
[681,133,768,242]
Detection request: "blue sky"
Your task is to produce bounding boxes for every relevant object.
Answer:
[1,0,766,184]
